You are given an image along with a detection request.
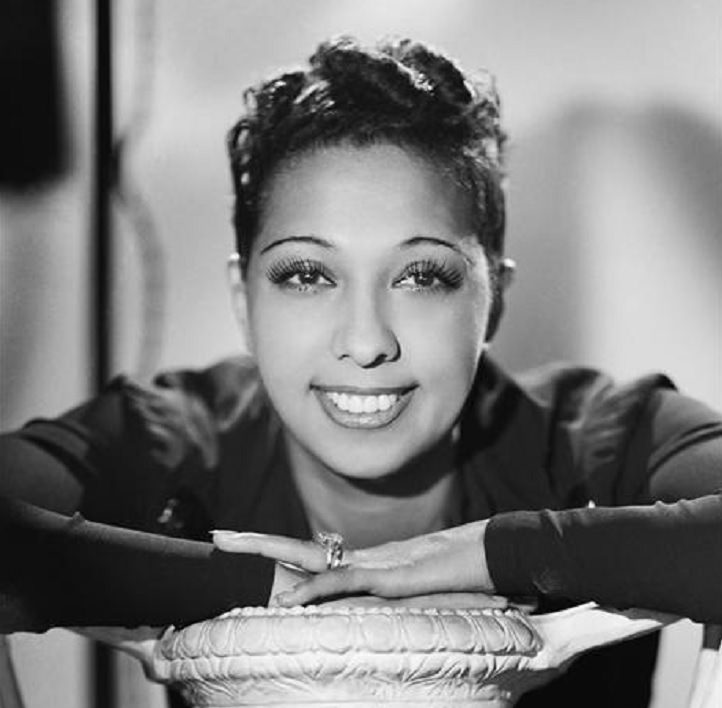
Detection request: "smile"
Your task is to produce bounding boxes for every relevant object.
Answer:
[327,391,398,413]
[312,386,415,429]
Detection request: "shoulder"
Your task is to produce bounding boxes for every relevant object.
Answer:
[461,357,685,506]
[150,355,267,429]
[20,355,268,474]
[511,361,722,503]
[512,360,674,416]
[502,359,678,432]
[465,357,675,440]
[120,354,268,469]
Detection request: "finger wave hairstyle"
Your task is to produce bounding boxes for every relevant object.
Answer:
[227,36,508,335]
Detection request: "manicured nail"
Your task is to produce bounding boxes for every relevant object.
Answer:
[274,592,294,607]
[211,530,266,539]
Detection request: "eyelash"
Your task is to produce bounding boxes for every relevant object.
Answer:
[393,259,464,293]
[265,257,464,294]
[266,258,335,292]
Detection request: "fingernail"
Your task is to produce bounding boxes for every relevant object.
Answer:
[210,530,242,538]
[275,592,294,607]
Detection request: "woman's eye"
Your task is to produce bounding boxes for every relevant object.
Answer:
[266,259,335,293]
[286,270,332,289]
[394,260,463,293]
[397,271,441,289]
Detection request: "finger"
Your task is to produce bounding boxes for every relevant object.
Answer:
[320,596,387,609]
[212,531,326,572]
[389,593,510,610]
[276,567,377,606]
[509,596,539,614]
[278,561,444,606]
[320,593,510,610]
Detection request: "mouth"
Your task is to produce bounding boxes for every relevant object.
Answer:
[312,385,416,429]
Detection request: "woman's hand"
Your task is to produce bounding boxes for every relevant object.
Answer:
[213,521,494,607]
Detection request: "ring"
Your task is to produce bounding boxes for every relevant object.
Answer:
[314,531,345,570]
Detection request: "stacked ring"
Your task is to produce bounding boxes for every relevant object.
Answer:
[314,531,345,570]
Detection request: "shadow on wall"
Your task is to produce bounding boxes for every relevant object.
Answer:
[494,102,722,374]
[0,195,63,426]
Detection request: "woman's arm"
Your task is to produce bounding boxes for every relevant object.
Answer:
[0,434,84,513]
[476,388,722,621]
[485,493,722,623]
[0,495,275,632]
[485,405,722,623]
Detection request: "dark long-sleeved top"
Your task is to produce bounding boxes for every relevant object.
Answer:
[1,355,721,706]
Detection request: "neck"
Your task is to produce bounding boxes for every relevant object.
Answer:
[285,432,460,549]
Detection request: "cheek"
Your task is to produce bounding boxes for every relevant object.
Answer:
[247,294,329,381]
[395,294,488,382]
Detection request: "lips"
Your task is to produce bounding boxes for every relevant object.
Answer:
[312,385,415,429]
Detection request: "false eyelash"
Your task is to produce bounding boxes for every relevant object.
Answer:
[398,259,464,289]
[265,257,334,284]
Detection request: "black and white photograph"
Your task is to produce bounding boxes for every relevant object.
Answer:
[1,1,720,707]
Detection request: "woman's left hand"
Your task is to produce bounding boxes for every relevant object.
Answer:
[212,521,494,607]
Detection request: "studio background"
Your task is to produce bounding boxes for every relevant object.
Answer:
[1,1,720,706]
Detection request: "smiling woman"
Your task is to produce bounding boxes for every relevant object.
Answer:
[237,144,492,497]
[1,35,721,708]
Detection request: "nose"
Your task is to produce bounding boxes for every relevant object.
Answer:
[331,286,400,367]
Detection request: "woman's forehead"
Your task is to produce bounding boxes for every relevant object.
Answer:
[254,143,479,256]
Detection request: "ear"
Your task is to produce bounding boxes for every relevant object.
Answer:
[227,252,253,352]
[484,257,516,344]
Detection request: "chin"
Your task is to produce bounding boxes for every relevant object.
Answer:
[321,449,406,481]
[319,427,451,483]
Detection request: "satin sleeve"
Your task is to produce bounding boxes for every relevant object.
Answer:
[0,496,274,632]
[485,388,722,623]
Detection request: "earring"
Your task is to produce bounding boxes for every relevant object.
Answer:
[499,258,516,289]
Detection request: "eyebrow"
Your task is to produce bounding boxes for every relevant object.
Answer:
[260,234,465,256]
[259,235,334,255]
[399,236,464,255]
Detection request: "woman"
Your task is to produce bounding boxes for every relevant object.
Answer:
[1,36,721,705]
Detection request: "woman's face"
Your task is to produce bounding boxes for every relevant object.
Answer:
[240,143,492,480]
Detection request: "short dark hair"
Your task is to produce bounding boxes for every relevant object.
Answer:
[227,35,507,283]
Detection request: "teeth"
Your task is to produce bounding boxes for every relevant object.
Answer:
[325,392,400,414]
